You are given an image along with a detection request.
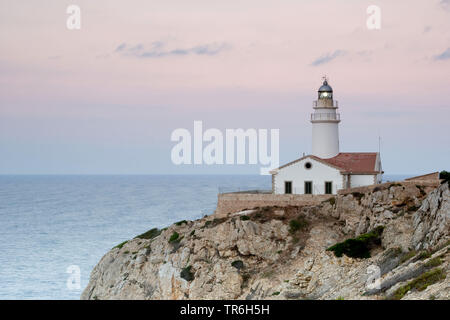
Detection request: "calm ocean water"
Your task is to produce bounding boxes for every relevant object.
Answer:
[0,174,409,299]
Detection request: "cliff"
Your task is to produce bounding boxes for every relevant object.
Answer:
[81,181,449,300]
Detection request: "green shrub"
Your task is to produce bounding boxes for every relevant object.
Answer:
[439,171,450,183]
[180,266,194,281]
[425,257,443,268]
[169,231,180,243]
[135,228,161,240]
[272,292,280,296]
[113,240,128,249]
[400,250,417,264]
[289,216,308,234]
[392,268,446,300]
[231,260,244,270]
[417,250,432,260]
[190,230,195,236]
[175,220,188,226]
[240,215,250,221]
[326,226,384,259]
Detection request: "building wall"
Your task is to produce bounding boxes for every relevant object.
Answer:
[273,157,342,194]
[215,193,333,217]
[350,174,376,188]
[312,122,339,159]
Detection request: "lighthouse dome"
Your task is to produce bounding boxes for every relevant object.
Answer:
[318,80,333,92]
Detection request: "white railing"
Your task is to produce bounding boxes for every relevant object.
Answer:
[310,113,340,121]
[313,100,338,108]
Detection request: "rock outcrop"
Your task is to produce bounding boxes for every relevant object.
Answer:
[82,182,449,300]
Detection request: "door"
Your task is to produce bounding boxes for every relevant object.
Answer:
[304,181,312,194]
[284,181,292,194]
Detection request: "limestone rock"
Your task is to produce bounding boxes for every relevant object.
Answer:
[81,182,449,300]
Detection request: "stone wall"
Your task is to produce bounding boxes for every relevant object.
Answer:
[337,180,440,196]
[214,193,333,217]
[404,172,439,182]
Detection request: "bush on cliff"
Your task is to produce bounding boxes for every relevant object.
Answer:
[180,266,194,281]
[135,228,161,240]
[289,216,308,234]
[169,231,180,243]
[326,226,384,259]
[439,171,450,183]
[391,268,446,300]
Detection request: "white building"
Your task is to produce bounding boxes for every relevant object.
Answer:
[271,79,383,195]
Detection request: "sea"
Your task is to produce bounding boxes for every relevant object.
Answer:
[0,174,409,299]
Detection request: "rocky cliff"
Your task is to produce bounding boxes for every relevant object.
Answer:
[81,182,449,300]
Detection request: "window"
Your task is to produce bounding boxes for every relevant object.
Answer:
[304,181,312,194]
[304,162,312,169]
[325,181,333,194]
[285,181,292,194]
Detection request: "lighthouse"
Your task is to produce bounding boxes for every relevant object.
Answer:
[311,78,340,159]
[270,77,382,195]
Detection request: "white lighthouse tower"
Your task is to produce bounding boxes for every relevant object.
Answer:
[311,78,340,159]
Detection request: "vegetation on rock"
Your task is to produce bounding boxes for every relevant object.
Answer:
[135,228,161,240]
[439,171,450,183]
[289,216,308,234]
[326,226,384,258]
[231,260,244,270]
[169,231,180,243]
[180,266,194,281]
[113,240,128,249]
[391,268,446,300]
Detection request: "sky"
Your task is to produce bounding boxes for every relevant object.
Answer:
[0,0,449,175]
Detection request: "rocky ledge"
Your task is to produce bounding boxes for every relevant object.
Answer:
[82,182,449,300]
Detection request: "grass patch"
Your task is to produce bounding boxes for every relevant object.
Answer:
[203,218,227,228]
[391,268,446,300]
[113,240,128,250]
[175,220,188,226]
[326,226,384,259]
[169,231,180,243]
[135,228,161,240]
[180,266,194,281]
[400,250,417,264]
[425,257,443,268]
[417,250,432,260]
[289,216,308,234]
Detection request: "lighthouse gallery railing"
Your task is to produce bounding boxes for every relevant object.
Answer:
[310,113,340,121]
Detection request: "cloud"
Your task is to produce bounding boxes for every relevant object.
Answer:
[115,43,127,52]
[310,50,346,66]
[440,0,450,11]
[434,47,450,61]
[115,41,230,58]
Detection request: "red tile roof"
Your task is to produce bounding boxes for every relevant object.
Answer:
[321,152,378,174]
[273,152,379,174]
